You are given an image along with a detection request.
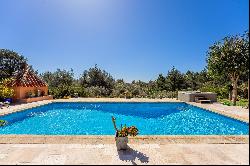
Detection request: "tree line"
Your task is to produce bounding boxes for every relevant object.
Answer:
[39,65,212,99]
[0,31,248,105]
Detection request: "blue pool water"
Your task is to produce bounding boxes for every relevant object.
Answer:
[0,102,248,135]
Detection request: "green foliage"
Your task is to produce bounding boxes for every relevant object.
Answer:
[200,82,228,99]
[38,61,247,100]
[207,33,249,79]
[0,49,27,79]
[206,31,249,105]
[237,99,249,108]
[184,70,201,90]
[0,120,8,126]
[146,90,178,99]
[238,82,248,99]
[128,81,147,98]
[154,66,207,98]
[218,99,249,108]
[79,65,115,96]
[84,86,111,97]
[110,79,128,98]
[165,66,186,91]
[0,78,14,99]
[70,83,87,97]
[156,74,167,91]
[221,100,231,106]
[124,90,133,99]
[40,69,75,98]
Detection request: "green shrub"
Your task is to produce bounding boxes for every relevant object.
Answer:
[0,79,14,99]
[219,98,249,108]
[200,82,228,99]
[70,86,86,97]
[85,86,111,97]
[238,82,248,99]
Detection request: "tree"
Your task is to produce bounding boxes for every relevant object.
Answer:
[79,65,115,96]
[129,80,147,98]
[207,31,249,105]
[0,49,27,79]
[165,67,186,91]
[185,71,199,90]
[156,74,167,91]
[40,69,75,98]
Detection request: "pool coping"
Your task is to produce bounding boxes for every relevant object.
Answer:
[0,135,248,144]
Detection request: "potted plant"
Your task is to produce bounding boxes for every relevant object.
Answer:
[111,116,139,150]
[27,90,33,98]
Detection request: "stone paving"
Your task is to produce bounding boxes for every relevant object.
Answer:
[0,143,249,165]
[0,135,248,144]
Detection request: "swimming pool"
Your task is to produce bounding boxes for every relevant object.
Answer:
[0,102,248,135]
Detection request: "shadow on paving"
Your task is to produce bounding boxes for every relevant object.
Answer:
[117,146,149,165]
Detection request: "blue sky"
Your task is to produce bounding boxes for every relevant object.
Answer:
[0,0,249,82]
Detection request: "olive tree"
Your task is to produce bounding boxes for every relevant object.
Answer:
[207,31,249,105]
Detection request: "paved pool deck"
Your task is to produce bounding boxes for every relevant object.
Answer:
[188,102,249,123]
[0,143,249,165]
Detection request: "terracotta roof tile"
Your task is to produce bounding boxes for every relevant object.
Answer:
[9,67,47,87]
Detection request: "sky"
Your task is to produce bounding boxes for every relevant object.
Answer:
[0,0,249,82]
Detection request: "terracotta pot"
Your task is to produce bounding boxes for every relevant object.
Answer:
[115,136,128,150]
